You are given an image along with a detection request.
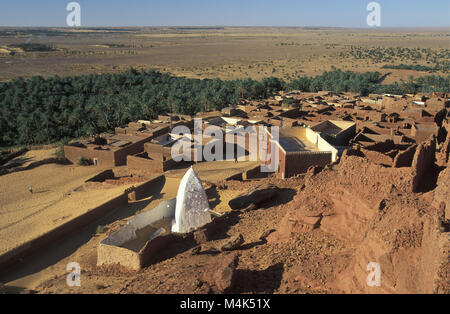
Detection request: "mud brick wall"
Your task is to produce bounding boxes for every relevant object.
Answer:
[139,234,178,268]
[283,152,332,178]
[411,126,439,144]
[115,127,127,134]
[279,108,300,119]
[360,148,394,166]
[411,137,436,192]
[243,165,269,180]
[0,192,128,274]
[64,146,116,167]
[85,169,115,183]
[394,145,418,168]
[419,213,448,293]
[144,143,171,161]
[339,155,414,197]
[114,138,153,166]
[335,124,356,146]
[152,126,171,138]
[127,155,164,176]
[132,175,165,201]
[363,140,396,153]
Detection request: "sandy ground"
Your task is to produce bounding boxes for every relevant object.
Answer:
[0,149,143,255]
[3,148,58,168]
[0,159,258,290]
[0,27,447,82]
[0,175,182,291]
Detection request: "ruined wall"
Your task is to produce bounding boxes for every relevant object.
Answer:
[335,124,356,146]
[420,213,449,293]
[411,124,439,144]
[411,137,436,192]
[393,145,417,168]
[279,108,300,119]
[434,163,450,221]
[151,126,171,139]
[339,155,414,194]
[139,234,178,268]
[360,148,394,166]
[363,140,396,153]
[284,152,332,178]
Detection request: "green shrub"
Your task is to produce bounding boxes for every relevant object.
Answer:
[78,157,91,166]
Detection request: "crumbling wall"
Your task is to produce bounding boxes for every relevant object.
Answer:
[411,137,436,192]
[359,148,394,166]
[420,213,449,293]
[284,152,332,178]
[363,140,396,153]
[339,155,414,194]
[393,145,417,168]
[437,128,449,165]
[434,163,450,221]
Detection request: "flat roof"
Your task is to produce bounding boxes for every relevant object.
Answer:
[279,137,306,152]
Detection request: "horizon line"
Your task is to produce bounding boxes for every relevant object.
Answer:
[0,25,449,29]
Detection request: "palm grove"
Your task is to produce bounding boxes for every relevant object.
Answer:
[0,68,449,147]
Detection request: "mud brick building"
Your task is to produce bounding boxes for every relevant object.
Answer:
[311,120,356,146]
[265,126,340,179]
[65,122,172,167]
[127,134,182,176]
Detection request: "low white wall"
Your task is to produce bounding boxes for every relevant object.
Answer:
[318,135,338,162]
[98,198,177,269]
[305,127,338,162]
[101,198,176,247]
[305,127,318,145]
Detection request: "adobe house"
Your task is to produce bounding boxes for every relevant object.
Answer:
[311,120,356,146]
[265,126,338,179]
[127,134,183,177]
[64,122,171,167]
[221,107,248,118]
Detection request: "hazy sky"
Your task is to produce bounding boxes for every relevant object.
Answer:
[0,0,449,28]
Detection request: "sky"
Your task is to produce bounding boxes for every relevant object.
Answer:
[0,0,449,28]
